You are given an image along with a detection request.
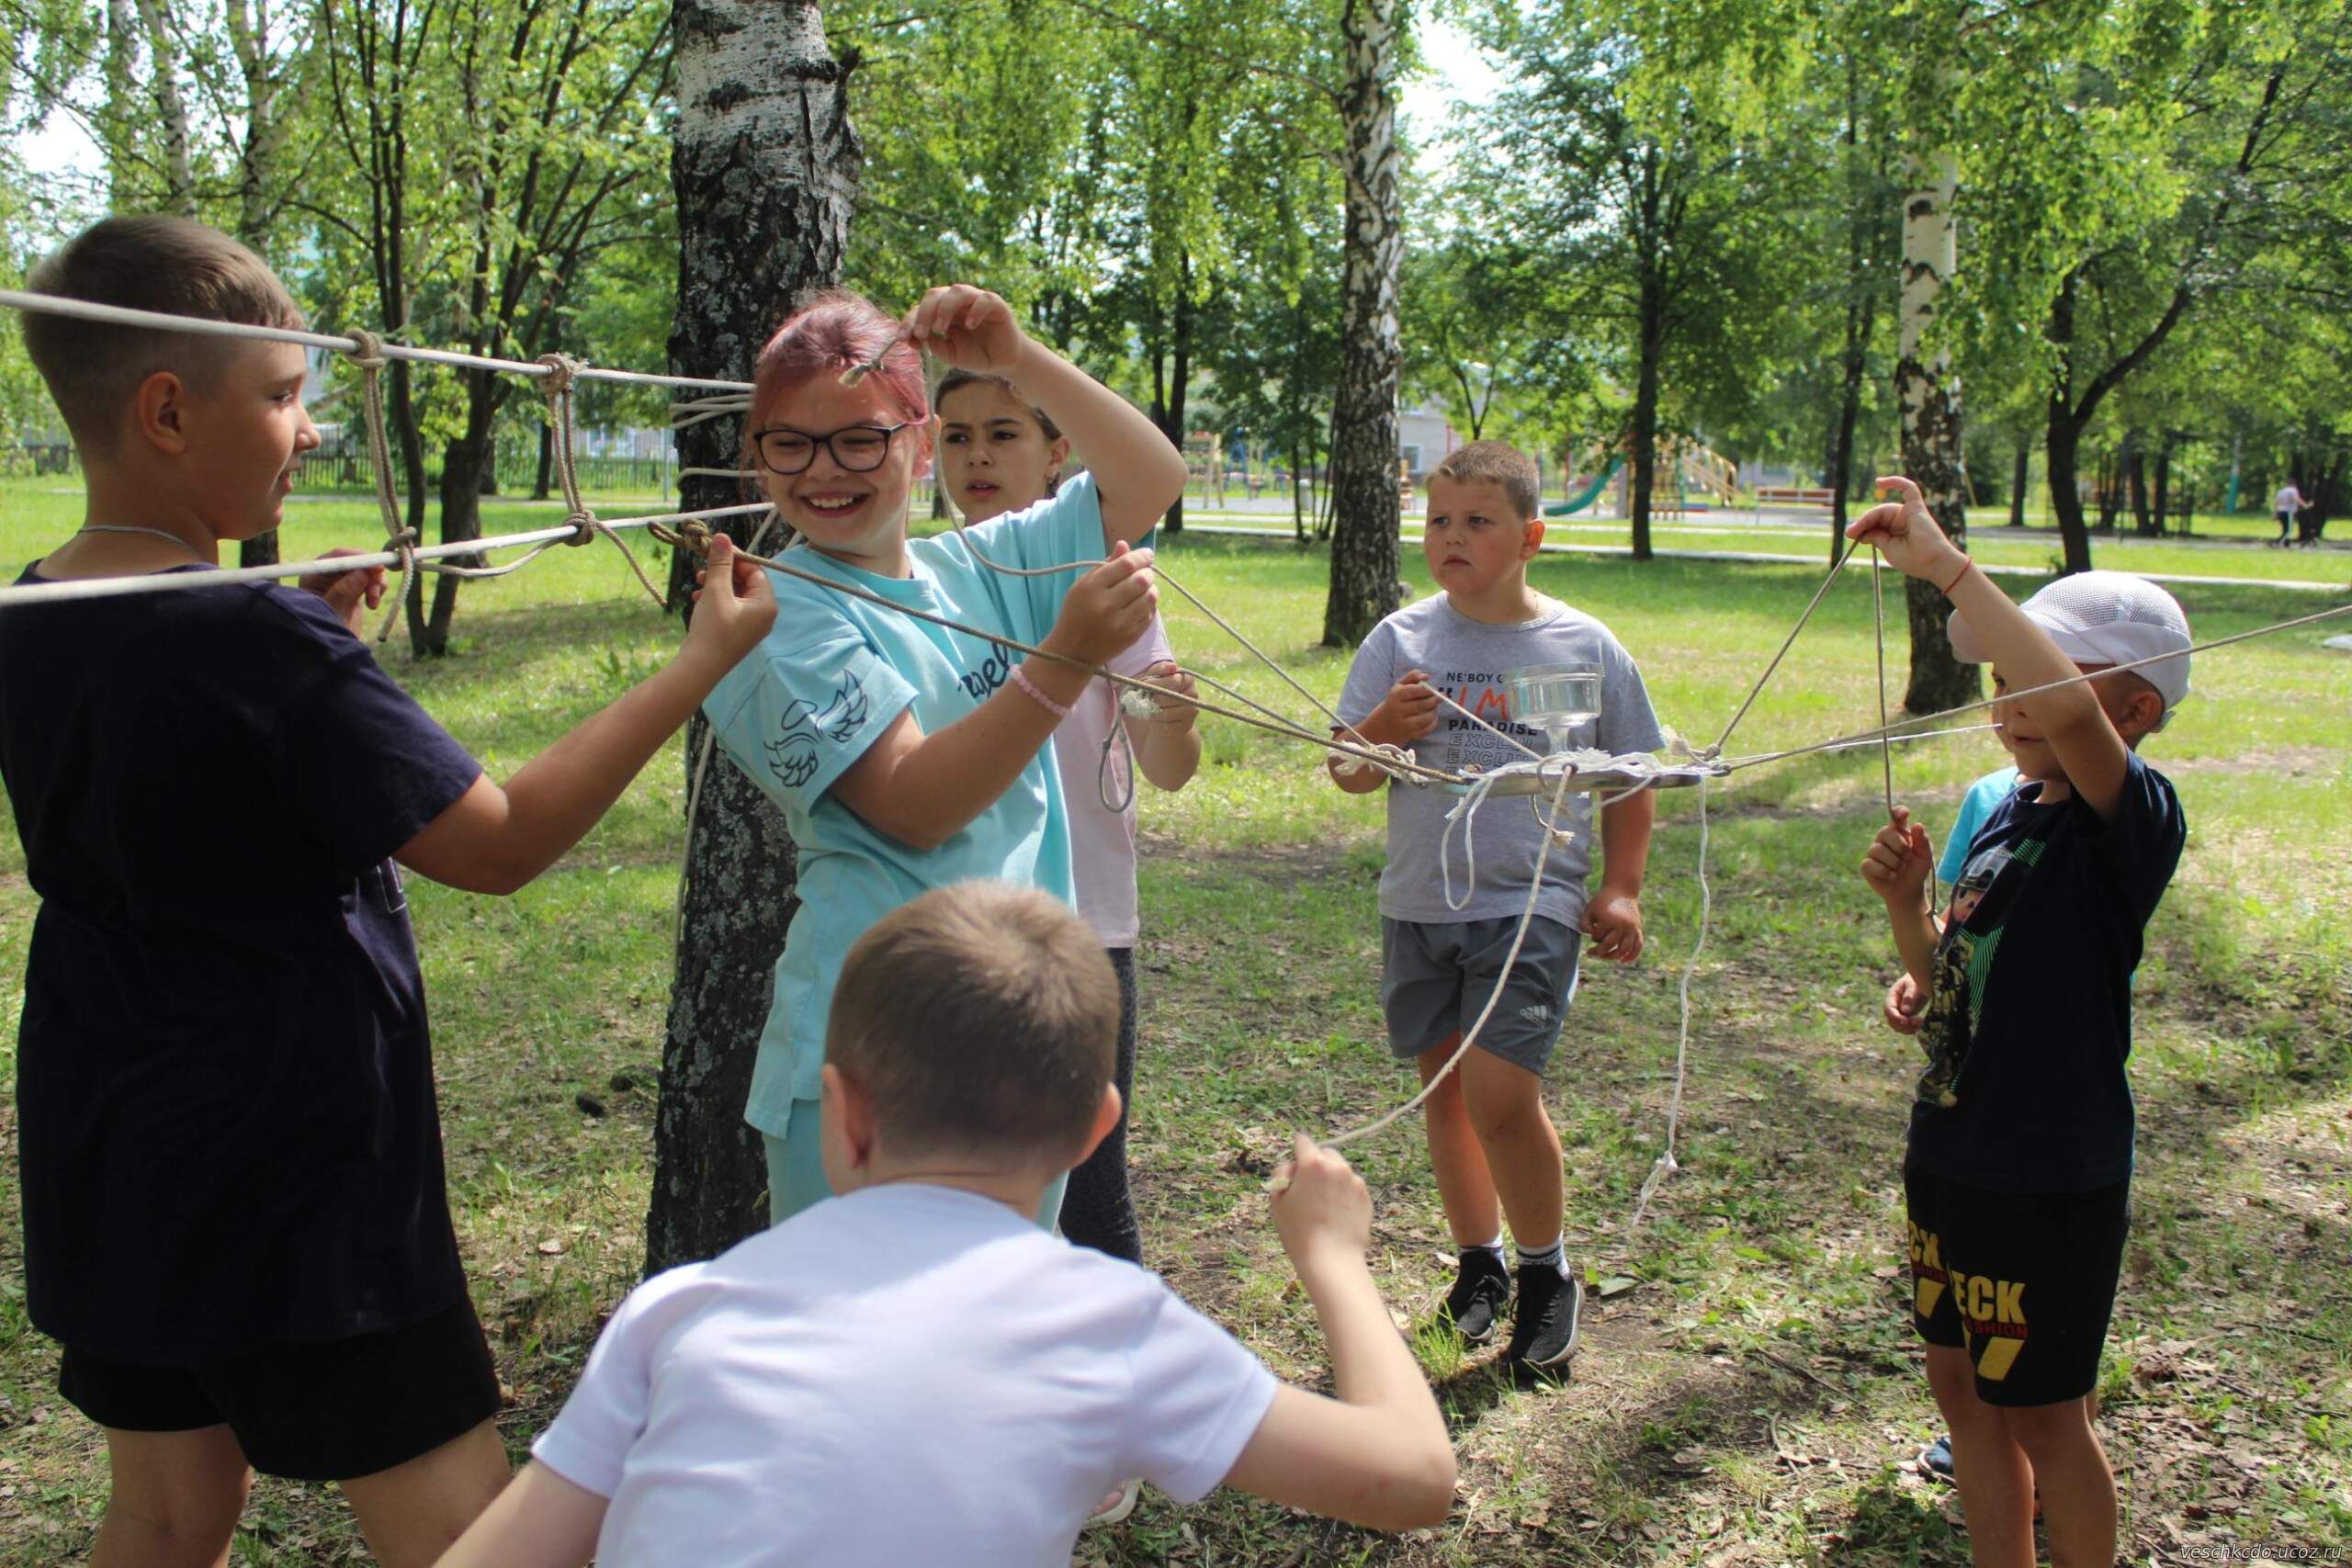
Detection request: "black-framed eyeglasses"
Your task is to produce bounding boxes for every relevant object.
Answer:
[752,423,910,475]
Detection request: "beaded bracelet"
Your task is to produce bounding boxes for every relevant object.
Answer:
[1009,663,1072,720]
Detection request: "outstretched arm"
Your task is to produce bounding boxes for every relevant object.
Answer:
[1849,478,2131,819]
[1219,1138,1455,1531]
[434,1461,605,1568]
[399,537,775,894]
[904,285,1187,547]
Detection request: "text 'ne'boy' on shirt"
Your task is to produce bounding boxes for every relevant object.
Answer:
[1909,752,2185,1194]
[1335,594,1663,931]
[0,565,483,1362]
[703,475,1105,1134]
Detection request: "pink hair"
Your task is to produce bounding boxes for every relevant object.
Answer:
[741,290,928,472]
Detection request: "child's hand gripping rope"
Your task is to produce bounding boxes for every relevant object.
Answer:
[683,534,781,667]
[1847,475,1972,592]
[1042,543,1159,668]
[1860,805,1935,907]
[300,547,390,638]
[1263,1134,1373,1264]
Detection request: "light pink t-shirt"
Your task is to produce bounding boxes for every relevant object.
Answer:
[1052,616,1173,947]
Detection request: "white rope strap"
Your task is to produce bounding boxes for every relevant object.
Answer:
[1631,773,1713,1228]
[532,352,669,609]
[1319,762,1581,1152]
[345,327,414,646]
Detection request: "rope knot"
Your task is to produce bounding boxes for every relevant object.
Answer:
[537,352,587,399]
[563,509,600,547]
[1329,741,1422,785]
[344,327,387,370]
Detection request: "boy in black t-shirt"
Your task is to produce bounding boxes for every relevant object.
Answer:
[1,216,774,1567]
[1850,478,2189,1568]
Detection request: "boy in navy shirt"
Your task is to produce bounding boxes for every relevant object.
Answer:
[1851,478,2189,1568]
[2,216,773,1567]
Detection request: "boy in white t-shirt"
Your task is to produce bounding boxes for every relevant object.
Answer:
[437,882,1455,1568]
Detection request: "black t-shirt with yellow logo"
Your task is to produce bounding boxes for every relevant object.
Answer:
[1907,753,2185,1194]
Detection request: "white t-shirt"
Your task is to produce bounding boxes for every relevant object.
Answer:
[1050,615,1174,947]
[533,1183,1279,1568]
[2275,485,2304,512]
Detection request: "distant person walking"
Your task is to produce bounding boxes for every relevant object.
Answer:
[2271,480,2305,547]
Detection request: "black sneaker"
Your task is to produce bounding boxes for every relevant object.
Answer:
[1506,1265,1583,1369]
[1441,1250,1513,1344]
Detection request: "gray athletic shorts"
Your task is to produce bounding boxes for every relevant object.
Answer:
[1380,914,1582,1074]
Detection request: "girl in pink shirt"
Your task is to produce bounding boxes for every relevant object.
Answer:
[935,367,1200,1264]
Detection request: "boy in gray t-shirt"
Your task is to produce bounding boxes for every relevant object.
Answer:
[1329,441,1662,1374]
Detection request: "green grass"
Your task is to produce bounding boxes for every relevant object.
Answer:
[1177,505,2352,590]
[1,479,2347,1564]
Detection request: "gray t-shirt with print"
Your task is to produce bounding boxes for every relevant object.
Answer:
[1335,593,1665,927]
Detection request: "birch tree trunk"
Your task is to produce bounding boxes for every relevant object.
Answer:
[135,0,198,217]
[647,0,858,1277]
[1893,147,1977,714]
[230,0,292,570]
[1320,0,1405,647]
[103,0,142,204]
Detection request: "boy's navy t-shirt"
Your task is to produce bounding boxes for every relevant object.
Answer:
[1907,751,2185,1194]
[1,565,481,1363]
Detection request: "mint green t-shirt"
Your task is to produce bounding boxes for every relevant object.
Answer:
[706,477,1104,1135]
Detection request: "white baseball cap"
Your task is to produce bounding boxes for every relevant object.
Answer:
[1948,570,2192,728]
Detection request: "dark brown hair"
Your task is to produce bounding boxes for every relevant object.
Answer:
[24,215,304,451]
[933,367,1064,442]
[827,881,1118,1168]
[1430,439,1541,521]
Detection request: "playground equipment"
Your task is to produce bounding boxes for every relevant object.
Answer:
[1543,457,1624,517]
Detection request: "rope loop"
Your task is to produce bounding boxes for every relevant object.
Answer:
[536,351,586,398]
[341,324,412,646]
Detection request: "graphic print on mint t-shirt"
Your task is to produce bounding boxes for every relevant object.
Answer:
[1430,671,1553,773]
[1917,835,2039,1110]
[763,671,873,790]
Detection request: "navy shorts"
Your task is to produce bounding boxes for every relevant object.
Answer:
[1904,1162,2130,1408]
[56,1295,502,1481]
[1381,914,1581,1074]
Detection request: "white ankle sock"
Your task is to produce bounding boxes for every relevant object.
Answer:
[1516,1235,1568,1277]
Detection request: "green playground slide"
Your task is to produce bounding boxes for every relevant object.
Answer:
[1543,457,1623,516]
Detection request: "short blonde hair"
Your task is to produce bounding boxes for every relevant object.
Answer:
[1430,440,1540,521]
[827,882,1117,1168]
[24,215,303,452]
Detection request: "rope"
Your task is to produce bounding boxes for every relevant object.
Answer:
[0,288,753,390]
[0,503,775,610]
[1706,539,1860,757]
[536,352,668,610]
[1719,721,2001,772]
[1726,598,2352,773]
[1870,546,1895,818]
[1867,545,1943,913]
[1630,772,1711,1229]
[343,328,415,645]
[1321,762,1585,1151]
[673,506,789,956]
[649,521,1466,788]
[934,517,1389,758]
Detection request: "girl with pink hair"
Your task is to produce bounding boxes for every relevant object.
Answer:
[703,284,1188,1227]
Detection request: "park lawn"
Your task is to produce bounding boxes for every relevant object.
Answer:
[1181,507,2352,591]
[0,482,2346,1564]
